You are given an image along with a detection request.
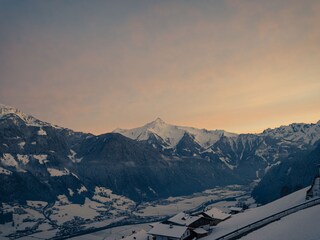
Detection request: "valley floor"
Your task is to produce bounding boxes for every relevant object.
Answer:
[0,185,248,239]
[76,187,320,240]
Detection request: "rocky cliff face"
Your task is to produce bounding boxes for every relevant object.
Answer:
[252,143,320,204]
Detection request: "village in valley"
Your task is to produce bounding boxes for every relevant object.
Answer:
[70,188,253,240]
[147,207,236,240]
[1,169,320,240]
[0,185,249,239]
[76,168,320,240]
[2,0,320,239]
[119,168,320,240]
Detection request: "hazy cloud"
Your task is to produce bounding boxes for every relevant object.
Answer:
[1,0,319,134]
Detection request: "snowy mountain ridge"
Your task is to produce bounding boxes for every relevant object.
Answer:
[1,103,320,239]
[0,104,60,128]
[114,117,320,152]
[2,103,319,149]
[1,102,320,204]
[113,117,238,148]
[261,122,320,146]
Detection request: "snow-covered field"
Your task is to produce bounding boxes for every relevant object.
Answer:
[69,186,248,240]
[0,201,52,238]
[75,187,317,240]
[133,185,246,217]
[70,223,153,240]
[2,184,317,240]
[0,185,248,239]
[0,188,136,239]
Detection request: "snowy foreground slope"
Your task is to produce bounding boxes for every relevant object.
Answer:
[239,204,320,240]
[205,187,318,239]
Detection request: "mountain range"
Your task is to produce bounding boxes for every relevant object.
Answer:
[1,103,320,204]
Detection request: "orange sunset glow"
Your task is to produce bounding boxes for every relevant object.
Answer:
[1,0,319,134]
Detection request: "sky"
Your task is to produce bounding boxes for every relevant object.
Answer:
[1,0,320,135]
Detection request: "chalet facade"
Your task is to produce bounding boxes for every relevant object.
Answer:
[148,209,232,240]
[306,165,320,199]
[149,212,213,240]
[192,227,208,238]
[229,207,243,214]
[306,176,320,199]
[167,212,210,229]
[148,223,191,240]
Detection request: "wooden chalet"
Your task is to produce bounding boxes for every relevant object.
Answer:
[167,212,210,229]
[166,212,211,238]
[148,223,191,240]
[306,166,320,199]
[229,207,243,214]
[200,207,231,226]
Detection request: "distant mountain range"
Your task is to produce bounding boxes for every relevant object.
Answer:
[1,103,320,204]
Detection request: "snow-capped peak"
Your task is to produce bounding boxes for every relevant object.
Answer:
[0,103,59,128]
[153,117,165,124]
[0,104,37,124]
[144,117,167,128]
[1,104,28,118]
[113,118,237,148]
[261,122,320,146]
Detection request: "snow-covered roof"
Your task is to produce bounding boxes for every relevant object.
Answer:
[229,207,243,212]
[193,228,208,235]
[149,222,159,228]
[168,212,201,226]
[148,223,188,238]
[123,230,148,240]
[203,207,231,220]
